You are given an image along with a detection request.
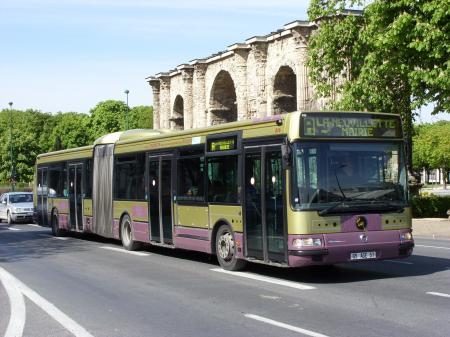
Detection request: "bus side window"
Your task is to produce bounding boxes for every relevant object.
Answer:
[207,155,238,203]
[178,156,205,202]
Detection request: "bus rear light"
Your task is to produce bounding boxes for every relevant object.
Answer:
[293,238,322,248]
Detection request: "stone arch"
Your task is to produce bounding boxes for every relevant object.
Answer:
[209,70,237,125]
[171,95,184,130]
[273,66,297,114]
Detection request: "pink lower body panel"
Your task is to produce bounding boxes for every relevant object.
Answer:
[288,229,414,267]
[58,214,69,230]
[174,227,211,253]
[113,219,120,239]
[132,221,150,243]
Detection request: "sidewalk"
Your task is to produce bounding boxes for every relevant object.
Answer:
[412,218,450,239]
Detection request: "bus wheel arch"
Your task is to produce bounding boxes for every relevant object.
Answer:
[212,220,247,271]
[119,212,142,251]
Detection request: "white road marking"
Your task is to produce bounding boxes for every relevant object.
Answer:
[211,268,316,290]
[384,260,413,265]
[0,268,26,337]
[27,224,40,227]
[99,246,150,256]
[426,292,450,299]
[0,267,94,337]
[37,234,69,240]
[7,228,20,231]
[245,314,329,337]
[260,295,282,300]
[416,244,450,250]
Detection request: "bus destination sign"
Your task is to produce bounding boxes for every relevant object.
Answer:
[207,136,237,152]
[301,114,401,138]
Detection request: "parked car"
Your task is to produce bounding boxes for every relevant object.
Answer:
[0,192,34,224]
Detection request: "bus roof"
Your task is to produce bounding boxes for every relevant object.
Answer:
[36,111,401,164]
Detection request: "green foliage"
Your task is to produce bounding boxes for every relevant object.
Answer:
[411,195,450,218]
[87,100,153,140]
[0,109,53,182]
[88,100,128,140]
[129,105,153,129]
[48,112,91,151]
[0,101,153,184]
[413,121,450,187]
[307,0,450,144]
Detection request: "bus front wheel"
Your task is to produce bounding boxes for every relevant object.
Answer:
[120,215,142,251]
[216,224,247,271]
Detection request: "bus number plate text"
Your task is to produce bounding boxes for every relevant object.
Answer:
[350,251,376,260]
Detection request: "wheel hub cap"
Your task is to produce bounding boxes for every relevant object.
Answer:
[218,232,234,260]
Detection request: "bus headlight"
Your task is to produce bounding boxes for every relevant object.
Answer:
[400,232,413,241]
[293,238,322,248]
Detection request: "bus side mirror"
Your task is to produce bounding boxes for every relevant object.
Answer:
[281,143,291,168]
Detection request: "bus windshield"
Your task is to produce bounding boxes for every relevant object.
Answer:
[292,141,408,213]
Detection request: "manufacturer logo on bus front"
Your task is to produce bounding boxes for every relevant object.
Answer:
[356,216,367,230]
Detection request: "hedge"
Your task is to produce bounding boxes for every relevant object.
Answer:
[411,195,450,218]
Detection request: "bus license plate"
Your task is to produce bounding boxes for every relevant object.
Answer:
[350,251,376,260]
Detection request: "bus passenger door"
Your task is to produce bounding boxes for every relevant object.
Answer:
[148,155,173,244]
[244,145,286,263]
[68,163,84,231]
[37,167,49,226]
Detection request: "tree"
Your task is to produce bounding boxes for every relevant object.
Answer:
[48,112,91,151]
[307,0,450,171]
[0,109,53,182]
[0,101,153,184]
[412,124,432,174]
[128,105,153,129]
[426,122,450,189]
[413,121,450,188]
[87,100,153,140]
[87,100,128,140]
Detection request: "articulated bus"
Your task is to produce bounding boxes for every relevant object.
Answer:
[34,111,414,270]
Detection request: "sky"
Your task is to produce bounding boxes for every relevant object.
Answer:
[1,0,449,124]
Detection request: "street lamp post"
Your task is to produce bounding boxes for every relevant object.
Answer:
[8,102,15,191]
[124,89,129,130]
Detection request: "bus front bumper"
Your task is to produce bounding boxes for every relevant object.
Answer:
[287,229,414,267]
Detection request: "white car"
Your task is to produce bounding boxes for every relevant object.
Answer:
[0,192,34,224]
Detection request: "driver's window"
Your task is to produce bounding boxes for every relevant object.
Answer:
[384,150,399,183]
[295,147,318,191]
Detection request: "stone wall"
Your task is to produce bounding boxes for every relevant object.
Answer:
[147,20,323,130]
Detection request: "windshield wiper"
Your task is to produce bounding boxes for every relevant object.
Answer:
[318,200,404,216]
[333,166,348,201]
[318,200,351,215]
[317,167,351,215]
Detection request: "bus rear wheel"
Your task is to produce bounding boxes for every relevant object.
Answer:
[51,213,64,237]
[216,224,247,271]
[120,215,142,251]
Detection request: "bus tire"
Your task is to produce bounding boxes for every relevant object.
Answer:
[215,224,247,271]
[120,215,142,251]
[51,213,64,237]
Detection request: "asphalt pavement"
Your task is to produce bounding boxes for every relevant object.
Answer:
[1,223,449,337]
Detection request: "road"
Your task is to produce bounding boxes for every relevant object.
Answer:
[1,223,449,337]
